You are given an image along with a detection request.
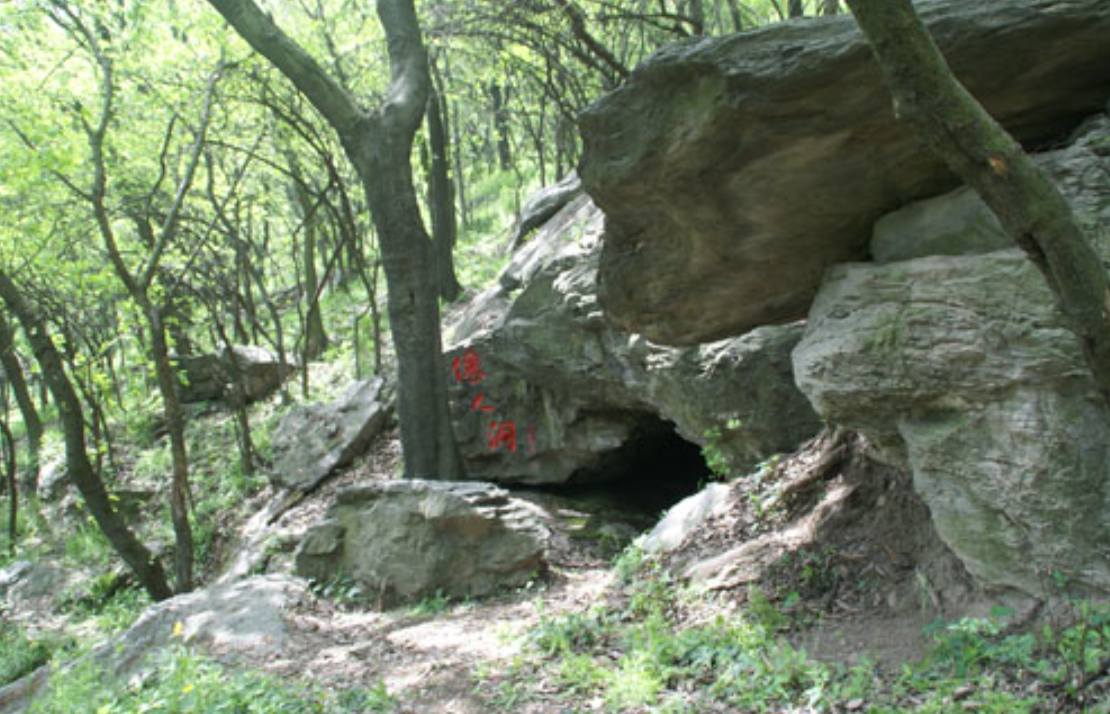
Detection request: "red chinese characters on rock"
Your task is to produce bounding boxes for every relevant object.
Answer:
[450,347,537,455]
[451,348,487,386]
[487,421,517,453]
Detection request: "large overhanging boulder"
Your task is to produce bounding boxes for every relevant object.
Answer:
[445,194,820,486]
[578,0,1110,345]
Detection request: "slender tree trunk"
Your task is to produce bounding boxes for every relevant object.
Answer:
[292,179,329,360]
[788,0,805,19]
[845,0,1110,402]
[0,271,172,600]
[147,306,195,592]
[212,315,255,475]
[0,310,42,490]
[426,84,462,301]
[822,0,838,16]
[2,418,16,554]
[489,83,513,172]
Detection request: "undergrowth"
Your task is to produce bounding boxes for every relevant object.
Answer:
[491,543,1110,713]
[26,643,395,714]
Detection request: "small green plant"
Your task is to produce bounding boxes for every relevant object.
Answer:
[311,573,365,605]
[701,416,743,480]
[409,589,452,616]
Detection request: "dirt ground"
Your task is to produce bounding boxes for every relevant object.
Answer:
[210,427,999,711]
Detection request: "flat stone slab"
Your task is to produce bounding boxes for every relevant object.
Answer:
[270,378,393,492]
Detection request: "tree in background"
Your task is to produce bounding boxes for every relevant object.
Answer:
[845,0,1110,402]
[205,0,465,479]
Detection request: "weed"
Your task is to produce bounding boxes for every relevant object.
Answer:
[409,589,452,616]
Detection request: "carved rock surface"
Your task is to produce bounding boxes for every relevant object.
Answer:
[295,481,547,605]
[270,378,392,492]
[446,195,820,485]
[578,0,1110,344]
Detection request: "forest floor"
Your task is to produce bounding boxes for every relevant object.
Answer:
[6,426,1110,713]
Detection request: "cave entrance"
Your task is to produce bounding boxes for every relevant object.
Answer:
[546,414,712,522]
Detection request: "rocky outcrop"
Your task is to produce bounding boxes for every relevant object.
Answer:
[792,116,1110,599]
[510,171,583,250]
[175,345,292,404]
[872,113,1110,266]
[578,0,1110,345]
[269,378,393,492]
[294,481,548,605]
[0,575,306,714]
[446,194,820,485]
[36,459,68,501]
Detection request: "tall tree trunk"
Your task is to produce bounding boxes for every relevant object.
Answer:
[426,83,462,301]
[788,0,805,18]
[206,0,464,480]
[0,271,172,600]
[822,0,838,16]
[845,0,1110,401]
[0,310,42,490]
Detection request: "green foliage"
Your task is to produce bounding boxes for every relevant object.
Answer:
[309,573,365,605]
[27,644,395,714]
[701,416,744,480]
[409,589,452,617]
[0,622,61,688]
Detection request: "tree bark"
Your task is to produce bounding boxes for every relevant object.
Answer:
[206,0,464,479]
[788,0,805,19]
[0,271,172,600]
[427,83,462,301]
[822,0,838,16]
[0,310,42,490]
[2,418,16,555]
[845,0,1110,402]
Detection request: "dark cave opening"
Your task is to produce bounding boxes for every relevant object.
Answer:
[547,415,712,519]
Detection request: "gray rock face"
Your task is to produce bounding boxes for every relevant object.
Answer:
[446,194,820,485]
[37,459,69,502]
[0,561,68,609]
[793,251,1110,598]
[175,345,292,404]
[269,378,392,492]
[873,114,1110,265]
[643,483,732,556]
[871,188,1010,264]
[510,171,583,250]
[578,0,1110,345]
[294,480,547,605]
